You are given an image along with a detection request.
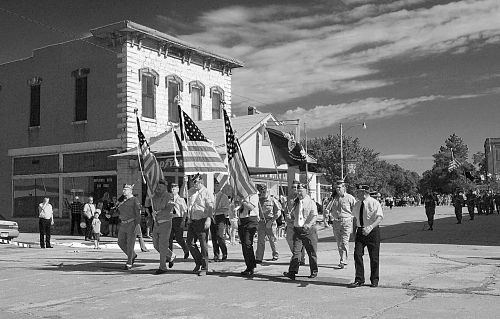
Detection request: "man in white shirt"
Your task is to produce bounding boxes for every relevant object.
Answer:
[326,180,356,269]
[38,197,54,248]
[348,185,384,288]
[186,174,214,276]
[83,196,96,241]
[168,183,189,260]
[283,183,318,280]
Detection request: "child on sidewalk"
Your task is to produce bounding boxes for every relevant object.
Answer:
[91,211,101,249]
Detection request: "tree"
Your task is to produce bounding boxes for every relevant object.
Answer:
[307,135,420,197]
[419,133,475,193]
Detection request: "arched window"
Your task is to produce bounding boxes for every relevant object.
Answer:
[166,75,183,122]
[189,81,205,121]
[210,86,224,119]
[139,68,159,119]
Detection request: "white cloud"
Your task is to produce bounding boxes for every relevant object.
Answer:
[379,154,418,160]
[280,95,439,130]
[171,0,500,113]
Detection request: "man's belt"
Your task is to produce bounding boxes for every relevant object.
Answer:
[121,218,135,224]
[157,219,171,224]
[333,216,352,221]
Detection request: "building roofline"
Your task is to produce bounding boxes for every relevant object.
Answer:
[90,20,244,68]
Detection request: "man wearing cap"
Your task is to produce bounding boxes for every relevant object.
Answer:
[211,182,231,262]
[285,181,306,265]
[70,196,84,236]
[146,179,176,274]
[255,184,281,263]
[117,184,142,270]
[186,174,214,276]
[168,182,189,260]
[348,185,384,288]
[283,183,318,280]
[326,180,356,269]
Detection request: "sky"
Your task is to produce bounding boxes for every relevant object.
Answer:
[1,0,499,174]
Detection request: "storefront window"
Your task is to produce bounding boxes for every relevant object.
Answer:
[63,176,116,209]
[13,178,59,217]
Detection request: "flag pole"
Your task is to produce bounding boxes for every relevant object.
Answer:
[135,110,156,219]
[304,121,309,192]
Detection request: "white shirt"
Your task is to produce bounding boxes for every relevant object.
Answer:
[352,196,384,227]
[38,202,53,219]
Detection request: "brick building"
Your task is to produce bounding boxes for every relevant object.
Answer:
[0,21,242,222]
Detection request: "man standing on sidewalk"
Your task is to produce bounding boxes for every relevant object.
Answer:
[255,184,281,263]
[326,180,355,269]
[70,196,83,235]
[186,174,214,276]
[349,185,383,288]
[83,197,96,241]
[38,197,54,249]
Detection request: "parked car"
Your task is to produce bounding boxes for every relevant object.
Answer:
[0,213,19,240]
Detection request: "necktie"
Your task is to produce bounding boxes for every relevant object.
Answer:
[297,200,304,227]
[359,201,365,227]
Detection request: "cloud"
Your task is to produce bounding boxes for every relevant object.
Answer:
[379,154,433,160]
[172,0,500,113]
[280,95,439,130]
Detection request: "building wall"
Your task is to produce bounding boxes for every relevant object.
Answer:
[0,38,122,219]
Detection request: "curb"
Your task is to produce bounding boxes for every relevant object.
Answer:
[0,238,35,248]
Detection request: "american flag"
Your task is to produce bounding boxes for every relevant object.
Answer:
[221,109,257,199]
[178,105,227,175]
[448,149,461,172]
[137,117,164,196]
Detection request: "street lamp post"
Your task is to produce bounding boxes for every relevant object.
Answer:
[340,122,366,180]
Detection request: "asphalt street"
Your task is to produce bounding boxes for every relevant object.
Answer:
[1,205,499,319]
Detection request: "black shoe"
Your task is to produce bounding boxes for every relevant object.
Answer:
[283,272,296,280]
[40,246,45,249]
[338,263,345,269]
[193,265,201,273]
[221,255,227,261]
[272,256,279,261]
[168,259,175,269]
[154,268,168,275]
[184,251,190,259]
[370,281,379,287]
[46,246,54,248]
[348,281,364,288]
[308,272,318,279]
[240,269,254,277]
[141,248,150,252]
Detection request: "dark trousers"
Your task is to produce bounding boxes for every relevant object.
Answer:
[186,219,209,270]
[454,206,462,223]
[425,207,435,228]
[169,217,189,254]
[84,217,93,240]
[288,226,318,275]
[39,218,51,248]
[238,216,258,271]
[210,214,228,259]
[70,213,81,235]
[467,205,475,220]
[354,226,380,284]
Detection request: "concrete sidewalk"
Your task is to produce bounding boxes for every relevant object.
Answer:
[1,205,500,319]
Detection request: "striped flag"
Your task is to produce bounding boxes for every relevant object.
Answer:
[178,105,227,175]
[137,117,164,196]
[221,109,257,198]
[448,149,461,172]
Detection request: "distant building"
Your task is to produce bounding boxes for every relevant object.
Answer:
[484,138,500,184]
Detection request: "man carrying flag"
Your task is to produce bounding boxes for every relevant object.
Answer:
[221,109,259,276]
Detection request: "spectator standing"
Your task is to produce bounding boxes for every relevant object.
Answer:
[109,196,120,237]
[38,197,54,249]
[228,198,239,245]
[83,197,96,241]
[91,211,101,249]
[70,196,83,235]
[423,190,438,230]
